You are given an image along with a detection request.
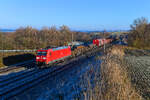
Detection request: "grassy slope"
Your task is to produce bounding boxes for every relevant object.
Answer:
[83,45,143,100]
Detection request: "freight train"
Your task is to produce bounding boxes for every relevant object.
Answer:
[36,38,113,67]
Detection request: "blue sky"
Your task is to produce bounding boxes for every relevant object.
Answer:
[0,0,150,30]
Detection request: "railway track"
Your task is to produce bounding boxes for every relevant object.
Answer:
[0,67,22,74]
[0,69,39,87]
[0,58,82,99]
[0,44,112,99]
[0,60,35,74]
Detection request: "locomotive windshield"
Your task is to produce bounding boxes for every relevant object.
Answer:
[37,52,47,56]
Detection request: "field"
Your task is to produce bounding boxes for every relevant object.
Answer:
[124,49,150,99]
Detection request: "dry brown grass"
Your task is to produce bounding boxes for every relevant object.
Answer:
[100,46,142,100]
[83,46,143,100]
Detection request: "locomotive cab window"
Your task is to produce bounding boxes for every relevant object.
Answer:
[37,52,47,56]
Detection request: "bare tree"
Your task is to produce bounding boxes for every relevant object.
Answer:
[128,17,150,48]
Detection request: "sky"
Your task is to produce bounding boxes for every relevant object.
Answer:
[0,0,150,31]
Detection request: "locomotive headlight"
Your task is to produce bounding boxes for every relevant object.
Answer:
[36,57,40,59]
[43,57,46,60]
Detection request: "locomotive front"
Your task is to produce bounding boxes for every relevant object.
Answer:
[36,49,48,66]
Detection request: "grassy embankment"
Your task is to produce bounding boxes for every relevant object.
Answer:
[83,45,144,100]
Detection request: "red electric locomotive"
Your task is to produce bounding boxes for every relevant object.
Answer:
[36,46,71,67]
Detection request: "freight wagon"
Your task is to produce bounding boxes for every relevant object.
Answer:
[36,46,71,66]
[93,39,112,46]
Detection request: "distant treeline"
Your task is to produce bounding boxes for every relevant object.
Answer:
[0,25,108,50]
[128,17,150,49]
